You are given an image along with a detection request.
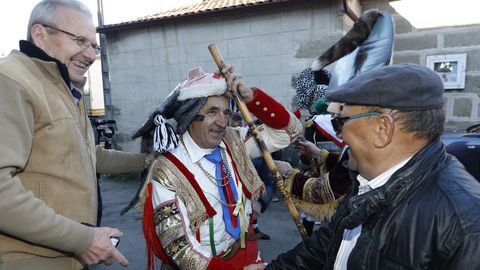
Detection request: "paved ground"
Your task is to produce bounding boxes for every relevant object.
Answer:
[89,122,477,270]
[90,176,304,270]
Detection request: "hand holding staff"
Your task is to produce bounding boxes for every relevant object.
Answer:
[221,64,254,103]
[208,44,307,238]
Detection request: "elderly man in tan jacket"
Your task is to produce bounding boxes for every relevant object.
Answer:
[0,1,148,269]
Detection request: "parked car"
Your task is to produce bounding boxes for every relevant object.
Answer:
[442,123,480,181]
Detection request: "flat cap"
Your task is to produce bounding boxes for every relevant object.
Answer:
[326,64,444,110]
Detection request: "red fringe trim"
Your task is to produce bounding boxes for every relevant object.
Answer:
[143,182,172,269]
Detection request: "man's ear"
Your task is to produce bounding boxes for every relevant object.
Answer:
[373,114,394,148]
[30,24,46,47]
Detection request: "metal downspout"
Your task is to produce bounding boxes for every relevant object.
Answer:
[97,0,113,120]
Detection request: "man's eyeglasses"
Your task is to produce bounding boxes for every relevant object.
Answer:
[331,112,381,133]
[42,24,101,55]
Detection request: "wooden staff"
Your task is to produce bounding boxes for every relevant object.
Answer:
[208,44,307,238]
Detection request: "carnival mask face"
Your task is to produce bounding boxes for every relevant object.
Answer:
[188,96,231,149]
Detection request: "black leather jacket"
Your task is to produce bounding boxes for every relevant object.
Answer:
[267,139,480,269]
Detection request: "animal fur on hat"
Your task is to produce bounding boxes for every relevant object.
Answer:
[295,11,379,115]
[310,9,379,78]
[132,67,227,153]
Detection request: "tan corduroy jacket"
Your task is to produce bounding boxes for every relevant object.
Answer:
[0,50,146,269]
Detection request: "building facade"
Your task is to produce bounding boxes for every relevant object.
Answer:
[98,0,480,152]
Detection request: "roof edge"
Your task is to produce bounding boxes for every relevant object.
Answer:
[97,0,314,33]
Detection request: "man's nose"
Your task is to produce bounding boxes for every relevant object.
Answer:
[215,112,229,127]
[83,46,97,62]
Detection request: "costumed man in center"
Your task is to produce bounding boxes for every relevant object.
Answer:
[132,64,302,269]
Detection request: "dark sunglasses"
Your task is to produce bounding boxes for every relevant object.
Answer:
[331,112,381,133]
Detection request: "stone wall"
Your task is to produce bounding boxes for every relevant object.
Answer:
[362,0,480,122]
[104,1,344,151]
[103,0,480,152]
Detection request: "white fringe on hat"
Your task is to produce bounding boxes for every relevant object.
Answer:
[153,115,179,153]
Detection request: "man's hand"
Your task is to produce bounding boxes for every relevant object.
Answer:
[292,136,321,158]
[222,64,253,103]
[79,227,128,267]
[244,263,266,270]
[274,160,293,175]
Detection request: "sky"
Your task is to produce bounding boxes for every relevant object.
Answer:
[0,0,199,56]
[5,1,479,56]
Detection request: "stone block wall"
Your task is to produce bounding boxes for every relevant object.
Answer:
[362,0,480,123]
[104,0,480,152]
[104,1,345,151]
